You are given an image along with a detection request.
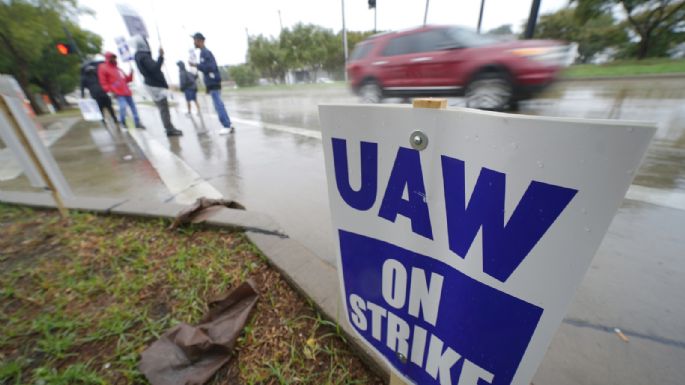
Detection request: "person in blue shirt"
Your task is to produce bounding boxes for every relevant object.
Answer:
[190,32,235,134]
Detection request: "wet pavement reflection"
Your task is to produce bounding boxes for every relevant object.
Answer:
[223,79,685,194]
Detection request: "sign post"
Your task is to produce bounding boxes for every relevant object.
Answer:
[0,75,71,217]
[319,101,654,385]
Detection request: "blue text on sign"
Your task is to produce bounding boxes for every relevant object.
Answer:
[331,138,577,282]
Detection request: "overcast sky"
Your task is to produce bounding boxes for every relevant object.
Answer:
[78,0,569,82]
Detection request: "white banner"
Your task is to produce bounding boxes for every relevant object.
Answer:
[77,99,103,122]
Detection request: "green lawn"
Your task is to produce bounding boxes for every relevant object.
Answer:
[0,205,381,385]
[563,58,685,78]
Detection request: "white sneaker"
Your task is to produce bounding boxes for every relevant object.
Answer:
[218,128,231,135]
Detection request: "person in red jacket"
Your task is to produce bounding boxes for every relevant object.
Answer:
[98,51,144,128]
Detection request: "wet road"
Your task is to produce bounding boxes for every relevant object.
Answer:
[1,78,684,384]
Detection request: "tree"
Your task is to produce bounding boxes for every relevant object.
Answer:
[534,8,627,62]
[280,23,336,79]
[575,0,685,58]
[248,34,288,83]
[228,64,258,87]
[247,26,377,82]
[487,24,514,35]
[0,0,101,113]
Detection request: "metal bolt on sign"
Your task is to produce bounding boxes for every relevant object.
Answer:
[410,130,428,151]
[396,352,408,364]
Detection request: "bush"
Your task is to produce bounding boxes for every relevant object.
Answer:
[228,64,258,87]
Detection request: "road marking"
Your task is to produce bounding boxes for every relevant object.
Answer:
[0,118,76,181]
[127,127,223,204]
[230,117,322,139]
[625,184,685,211]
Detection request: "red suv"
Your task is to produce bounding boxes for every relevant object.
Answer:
[347,25,571,110]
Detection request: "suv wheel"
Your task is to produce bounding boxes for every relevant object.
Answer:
[359,80,382,104]
[465,72,513,111]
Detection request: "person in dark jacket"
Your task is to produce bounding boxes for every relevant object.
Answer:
[80,61,118,127]
[190,32,234,134]
[132,35,182,137]
[177,61,200,115]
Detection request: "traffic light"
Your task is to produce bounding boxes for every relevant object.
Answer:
[56,42,72,55]
[368,0,376,9]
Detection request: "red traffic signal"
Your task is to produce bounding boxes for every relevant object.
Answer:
[56,42,71,55]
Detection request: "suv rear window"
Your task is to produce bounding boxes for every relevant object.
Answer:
[350,42,375,60]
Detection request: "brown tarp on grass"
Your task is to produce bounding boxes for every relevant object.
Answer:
[139,280,258,385]
[169,197,246,230]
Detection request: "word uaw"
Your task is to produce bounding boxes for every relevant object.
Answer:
[349,259,492,385]
[332,138,577,282]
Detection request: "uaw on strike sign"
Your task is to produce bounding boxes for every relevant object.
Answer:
[319,104,654,385]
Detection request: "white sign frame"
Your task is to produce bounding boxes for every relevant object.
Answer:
[319,104,654,385]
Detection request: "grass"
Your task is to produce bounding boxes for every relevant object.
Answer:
[562,58,685,78]
[0,204,381,385]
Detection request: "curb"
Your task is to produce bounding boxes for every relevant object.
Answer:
[0,191,390,381]
[560,72,685,82]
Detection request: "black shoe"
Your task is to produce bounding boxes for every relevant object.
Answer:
[166,128,183,137]
[136,123,146,129]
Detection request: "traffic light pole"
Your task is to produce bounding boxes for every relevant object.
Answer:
[62,25,84,60]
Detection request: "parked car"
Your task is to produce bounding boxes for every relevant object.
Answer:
[346,25,572,110]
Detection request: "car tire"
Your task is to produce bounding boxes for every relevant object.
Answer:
[465,72,513,111]
[359,80,383,104]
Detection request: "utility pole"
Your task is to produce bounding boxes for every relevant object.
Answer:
[245,28,250,62]
[342,0,348,81]
[423,0,430,26]
[524,0,542,39]
[278,10,283,31]
[477,0,486,33]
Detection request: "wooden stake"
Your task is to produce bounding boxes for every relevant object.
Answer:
[389,372,406,385]
[0,96,68,218]
[412,98,447,109]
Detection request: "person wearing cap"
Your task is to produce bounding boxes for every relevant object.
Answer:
[97,51,144,128]
[190,32,235,134]
[132,36,182,137]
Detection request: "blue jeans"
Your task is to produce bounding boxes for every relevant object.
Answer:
[116,95,140,126]
[210,90,231,128]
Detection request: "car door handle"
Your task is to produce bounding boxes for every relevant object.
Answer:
[410,57,433,62]
[372,61,388,66]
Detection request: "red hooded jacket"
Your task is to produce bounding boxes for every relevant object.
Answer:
[98,52,133,96]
